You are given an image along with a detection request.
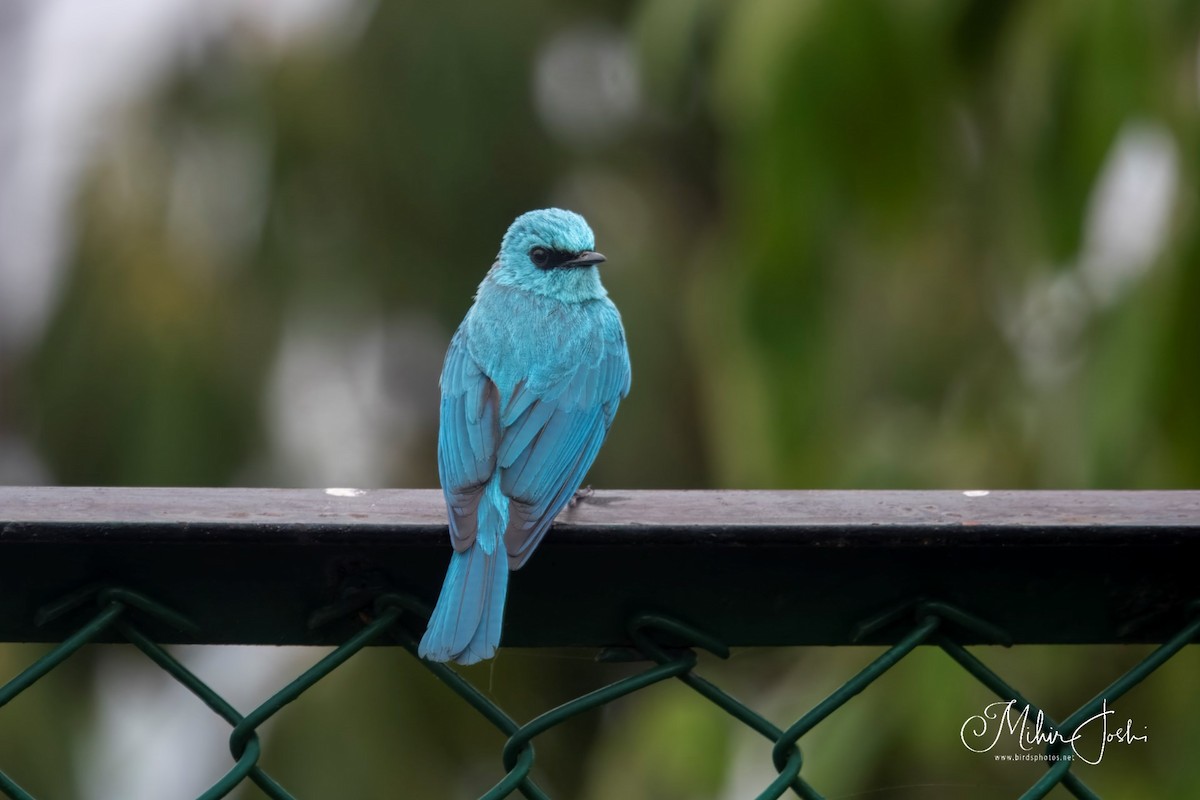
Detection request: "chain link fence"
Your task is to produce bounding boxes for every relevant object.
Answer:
[1,488,1198,798]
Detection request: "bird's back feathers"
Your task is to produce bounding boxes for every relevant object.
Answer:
[438,280,629,566]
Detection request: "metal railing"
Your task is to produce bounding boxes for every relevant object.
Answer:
[1,487,1197,799]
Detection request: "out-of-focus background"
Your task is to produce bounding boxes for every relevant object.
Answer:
[1,0,1198,797]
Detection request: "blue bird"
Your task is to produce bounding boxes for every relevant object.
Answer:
[418,208,631,665]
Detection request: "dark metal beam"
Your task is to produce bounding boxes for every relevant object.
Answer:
[1,488,1197,647]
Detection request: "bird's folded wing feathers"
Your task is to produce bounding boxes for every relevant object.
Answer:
[439,321,630,565]
[499,336,631,568]
[437,330,500,551]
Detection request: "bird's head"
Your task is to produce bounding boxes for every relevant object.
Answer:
[492,208,608,301]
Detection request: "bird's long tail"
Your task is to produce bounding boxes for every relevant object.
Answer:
[419,475,510,665]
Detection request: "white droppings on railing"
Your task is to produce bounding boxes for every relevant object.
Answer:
[963,490,990,498]
[324,488,366,498]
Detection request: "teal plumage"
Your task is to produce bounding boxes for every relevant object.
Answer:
[418,208,631,665]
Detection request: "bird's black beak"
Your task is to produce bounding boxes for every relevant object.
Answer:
[559,250,606,269]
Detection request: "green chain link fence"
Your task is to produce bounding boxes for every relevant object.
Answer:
[1,488,1198,798]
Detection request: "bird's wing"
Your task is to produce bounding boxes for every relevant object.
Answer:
[437,328,500,552]
[498,330,631,569]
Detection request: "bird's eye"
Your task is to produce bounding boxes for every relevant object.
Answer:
[529,247,549,267]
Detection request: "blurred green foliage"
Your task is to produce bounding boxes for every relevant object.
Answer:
[3,0,1200,797]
